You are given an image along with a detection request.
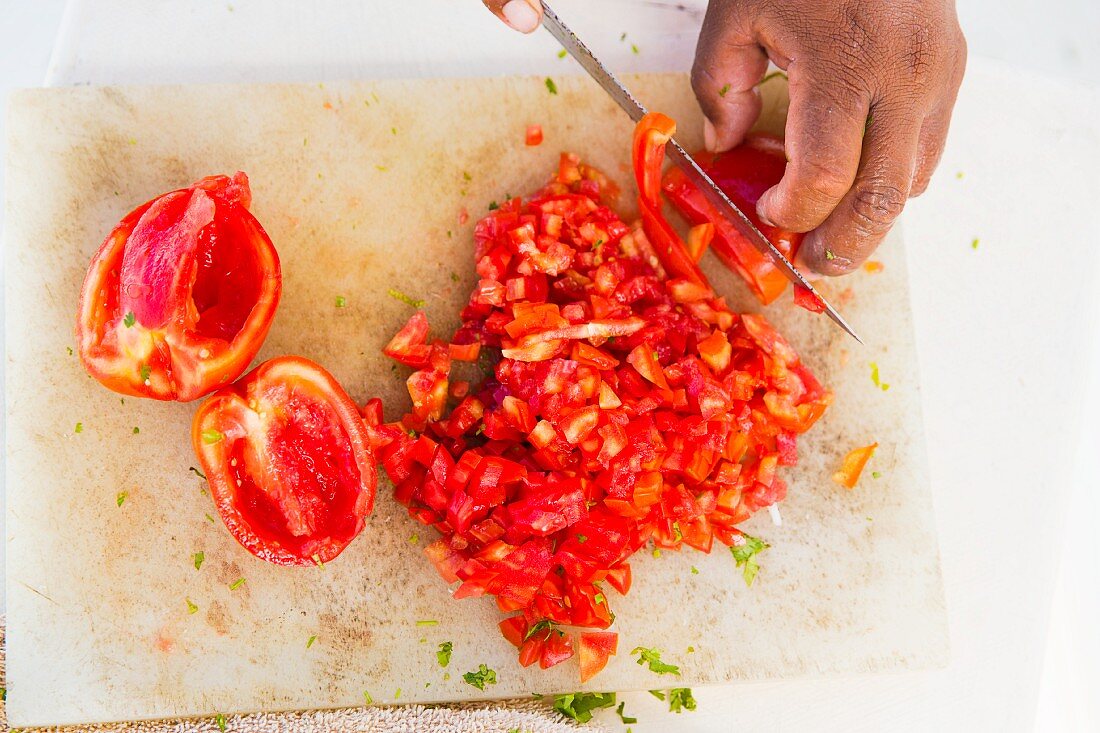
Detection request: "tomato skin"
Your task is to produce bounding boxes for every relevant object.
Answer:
[192,356,376,566]
[578,631,618,682]
[76,172,281,401]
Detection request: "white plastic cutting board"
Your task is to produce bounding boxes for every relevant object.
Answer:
[3,74,944,727]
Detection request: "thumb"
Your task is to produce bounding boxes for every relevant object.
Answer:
[483,0,543,33]
[691,2,768,152]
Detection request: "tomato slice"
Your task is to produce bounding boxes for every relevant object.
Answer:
[192,356,376,565]
[662,136,803,304]
[831,442,878,489]
[76,172,281,401]
[578,631,619,682]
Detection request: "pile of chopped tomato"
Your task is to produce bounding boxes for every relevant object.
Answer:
[367,113,831,682]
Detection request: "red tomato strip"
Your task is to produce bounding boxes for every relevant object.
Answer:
[374,117,830,681]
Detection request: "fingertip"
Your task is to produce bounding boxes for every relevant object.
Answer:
[501,0,541,33]
[797,231,856,278]
[755,187,778,227]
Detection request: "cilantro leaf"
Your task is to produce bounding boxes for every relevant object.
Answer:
[631,647,680,676]
[523,619,556,642]
[193,551,205,570]
[201,429,223,444]
[616,701,638,724]
[462,663,498,690]
[668,687,697,713]
[552,692,616,723]
[545,77,558,95]
[387,288,425,308]
[437,640,453,667]
[123,311,136,328]
[116,491,128,507]
[306,635,317,648]
[730,533,769,587]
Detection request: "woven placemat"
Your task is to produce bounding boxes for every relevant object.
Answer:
[0,617,606,733]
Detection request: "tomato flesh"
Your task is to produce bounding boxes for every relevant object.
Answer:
[193,356,376,565]
[76,172,280,401]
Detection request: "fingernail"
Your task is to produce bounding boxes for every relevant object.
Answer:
[502,0,540,33]
[703,118,718,153]
[755,191,776,227]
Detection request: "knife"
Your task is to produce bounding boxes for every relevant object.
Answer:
[539,1,863,344]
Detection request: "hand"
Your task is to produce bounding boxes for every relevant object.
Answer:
[482,0,543,33]
[692,0,967,275]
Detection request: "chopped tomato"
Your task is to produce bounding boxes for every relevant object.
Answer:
[191,356,376,565]
[578,632,619,682]
[526,124,544,147]
[377,117,829,680]
[793,285,826,313]
[832,442,878,489]
[76,173,281,400]
[662,136,803,304]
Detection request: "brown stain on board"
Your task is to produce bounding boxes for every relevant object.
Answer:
[3,76,945,727]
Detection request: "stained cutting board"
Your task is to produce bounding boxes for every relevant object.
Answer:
[3,74,946,727]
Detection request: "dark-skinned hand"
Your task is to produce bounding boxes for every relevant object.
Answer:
[482,0,967,276]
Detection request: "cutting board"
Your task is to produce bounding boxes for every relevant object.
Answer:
[3,74,946,727]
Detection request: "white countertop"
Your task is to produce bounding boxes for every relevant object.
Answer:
[3,1,1099,731]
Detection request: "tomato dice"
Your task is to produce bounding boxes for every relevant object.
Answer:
[579,632,619,682]
[832,442,878,489]
[525,124,544,147]
[376,115,830,681]
[192,356,376,565]
[76,172,281,401]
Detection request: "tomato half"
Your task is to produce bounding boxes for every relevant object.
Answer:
[76,172,281,401]
[663,136,803,304]
[192,356,376,566]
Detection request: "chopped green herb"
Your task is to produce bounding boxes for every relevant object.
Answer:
[190,466,207,480]
[825,249,836,261]
[593,239,604,251]
[462,663,498,690]
[956,171,965,180]
[631,43,640,54]
[620,32,628,41]
[394,687,402,699]
[672,522,683,541]
[577,534,588,543]
[215,713,227,731]
[205,513,216,524]
[193,551,205,570]
[632,647,680,675]
[869,362,890,391]
[488,201,500,211]
[545,77,558,95]
[687,645,695,653]
[408,532,419,544]
[123,311,136,328]
[719,83,731,97]
[524,619,556,641]
[140,364,151,382]
[552,692,616,723]
[186,598,198,614]
[391,127,397,135]
[971,237,980,250]
[450,272,460,282]
[335,295,347,308]
[116,491,128,507]
[594,592,606,606]
[363,690,374,704]
[652,547,661,559]
[387,288,425,308]
[229,577,246,590]
[447,230,453,238]
[444,672,450,681]
[74,422,84,434]
[132,426,140,434]
[616,701,638,724]
[557,49,567,59]
[375,165,388,172]
[462,171,472,181]
[306,635,317,648]
[690,566,699,575]
[760,70,788,85]
[66,346,74,356]
[416,619,439,627]
[648,690,666,700]
[872,471,882,479]
[201,428,224,444]
[437,640,453,667]
[668,687,697,713]
[730,533,769,587]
